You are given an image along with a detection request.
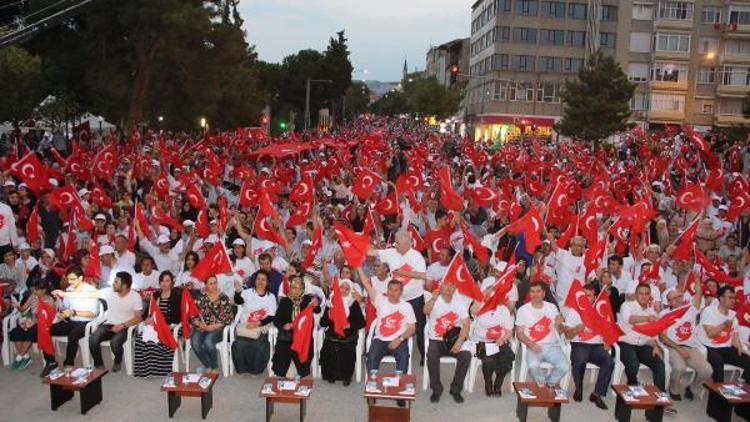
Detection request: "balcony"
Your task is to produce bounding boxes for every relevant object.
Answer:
[715,113,750,126]
[648,109,685,122]
[649,80,688,92]
[717,84,750,96]
[721,52,750,63]
[653,50,690,61]
[720,23,750,38]
[654,17,694,30]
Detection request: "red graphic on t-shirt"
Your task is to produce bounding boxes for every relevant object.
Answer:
[392,264,413,285]
[237,269,246,277]
[486,325,504,340]
[528,316,552,342]
[379,311,405,337]
[578,326,596,341]
[674,321,692,342]
[0,215,4,230]
[246,308,267,323]
[712,325,733,344]
[434,311,459,337]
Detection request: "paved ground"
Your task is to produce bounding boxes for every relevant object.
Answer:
[0,352,712,421]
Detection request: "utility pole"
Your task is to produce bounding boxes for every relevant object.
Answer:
[303,77,333,132]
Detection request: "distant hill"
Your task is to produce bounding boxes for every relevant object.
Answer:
[365,80,399,98]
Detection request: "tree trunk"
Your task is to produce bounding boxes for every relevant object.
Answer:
[125,35,160,134]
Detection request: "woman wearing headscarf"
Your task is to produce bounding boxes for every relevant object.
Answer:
[232,269,276,374]
[271,275,320,378]
[319,278,365,385]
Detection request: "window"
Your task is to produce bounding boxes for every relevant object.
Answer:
[601,5,618,21]
[510,55,536,71]
[567,31,586,47]
[722,66,750,86]
[512,27,538,44]
[630,32,652,52]
[729,6,750,25]
[494,54,509,69]
[697,67,716,84]
[698,38,720,55]
[537,83,559,102]
[632,3,654,20]
[725,40,750,56]
[695,99,714,114]
[494,81,508,100]
[515,0,537,16]
[569,3,587,19]
[658,1,693,20]
[655,32,690,52]
[631,93,649,111]
[509,81,535,101]
[701,6,721,24]
[600,33,616,49]
[496,0,513,13]
[651,62,688,82]
[540,29,564,45]
[496,26,511,43]
[539,56,563,72]
[541,1,565,17]
[564,58,584,73]
[650,94,685,112]
[719,99,743,115]
[628,63,649,82]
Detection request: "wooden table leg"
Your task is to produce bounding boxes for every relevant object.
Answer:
[614,395,631,422]
[705,388,732,422]
[167,392,181,418]
[266,398,273,422]
[201,389,213,419]
[547,403,561,422]
[644,407,664,422]
[300,399,306,422]
[515,397,528,422]
[49,385,74,411]
[79,377,103,415]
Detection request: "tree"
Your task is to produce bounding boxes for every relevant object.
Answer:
[322,30,353,121]
[402,75,462,118]
[35,94,84,133]
[370,90,407,116]
[343,82,371,121]
[0,46,45,131]
[557,51,635,147]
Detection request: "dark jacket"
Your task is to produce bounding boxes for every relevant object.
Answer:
[274,295,321,342]
[320,301,365,343]
[144,288,182,324]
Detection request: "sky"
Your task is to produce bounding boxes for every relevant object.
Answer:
[238,0,469,82]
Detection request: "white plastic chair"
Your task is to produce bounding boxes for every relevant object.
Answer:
[2,311,21,366]
[267,326,277,375]
[363,322,414,381]
[467,336,519,393]
[83,311,136,375]
[184,313,238,377]
[422,324,471,391]
[518,333,571,388]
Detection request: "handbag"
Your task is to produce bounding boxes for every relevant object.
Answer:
[442,326,461,351]
[236,323,269,340]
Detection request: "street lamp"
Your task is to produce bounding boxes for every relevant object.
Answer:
[304,77,333,132]
[199,117,207,131]
[157,115,164,123]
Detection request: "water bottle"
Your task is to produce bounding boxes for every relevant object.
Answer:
[395,369,403,384]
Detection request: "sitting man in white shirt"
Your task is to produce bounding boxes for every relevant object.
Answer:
[699,285,750,383]
[516,281,569,386]
[424,280,471,404]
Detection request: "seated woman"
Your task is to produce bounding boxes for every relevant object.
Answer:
[232,269,277,374]
[272,276,320,378]
[8,279,53,370]
[319,278,365,385]
[190,275,235,374]
[133,271,181,378]
[469,299,515,396]
[177,252,203,297]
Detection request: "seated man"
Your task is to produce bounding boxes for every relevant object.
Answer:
[53,271,143,372]
[699,285,750,382]
[561,283,613,410]
[618,284,666,392]
[424,280,472,404]
[659,275,712,401]
[516,281,569,386]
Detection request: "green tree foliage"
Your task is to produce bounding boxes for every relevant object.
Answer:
[370,90,408,116]
[0,46,45,127]
[370,73,462,118]
[557,51,635,146]
[343,82,371,121]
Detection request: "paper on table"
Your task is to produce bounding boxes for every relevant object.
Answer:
[382,377,399,387]
[485,343,500,356]
[70,368,89,378]
[183,373,201,383]
[279,380,298,390]
[628,386,648,396]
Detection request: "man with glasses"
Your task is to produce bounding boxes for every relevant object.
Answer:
[698,285,750,382]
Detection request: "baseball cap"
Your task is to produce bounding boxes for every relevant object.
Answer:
[232,238,246,247]
[99,245,115,256]
[94,213,107,220]
[157,234,171,244]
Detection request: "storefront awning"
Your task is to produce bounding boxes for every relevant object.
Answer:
[476,115,556,126]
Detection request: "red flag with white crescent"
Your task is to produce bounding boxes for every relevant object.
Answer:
[443,254,483,302]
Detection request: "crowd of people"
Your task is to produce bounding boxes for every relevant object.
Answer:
[1,117,750,414]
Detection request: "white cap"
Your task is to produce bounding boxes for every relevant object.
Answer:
[183,220,195,227]
[232,238,246,247]
[48,178,59,187]
[99,245,115,256]
[205,234,219,244]
[94,213,107,220]
[3,180,15,187]
[18,242,30,250]
[78,188,90,196]
[18,183,27,190]
[43,248,55,259]
[158,226,170,236]
[301,239,313,247]
[157,234,171,244]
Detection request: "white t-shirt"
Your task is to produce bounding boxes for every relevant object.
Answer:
[516,301,560,345]
[618,300,658,346]
[377,248,427,302]
[562,306,602,344]
[373,295,417,342]
[64,283,99,322]
[554,249,585,301]
[133,271,159,291]
[625,280,661,305]
[610,270,632,293]
[661,305,699,346]
[103,289,143,325]
[175,270,204,290]
[470,305,514,342]
[426,262,448,290]
[233,256,257,280]
[427,295,469,340]
[238,288,277,323]
[698,304,738,348]
[370,275,391,298]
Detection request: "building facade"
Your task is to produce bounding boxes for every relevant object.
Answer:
[425,38,471,87]
[467,0,750,142]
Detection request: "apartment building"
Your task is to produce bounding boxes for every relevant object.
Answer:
[467,0,750,142]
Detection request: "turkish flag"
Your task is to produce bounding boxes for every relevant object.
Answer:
[330,276,350,337]
[36,299,56,355]
[26,204,40,244]
[362,207,378,236]
[631,305,690,338]
[239,180,259,207]
[289,174,315,203]
[437,166,464,211]
[334,222,371,267]
[579,206,598,246]
[180,288,200,339]
[73,120,91,142]
[375,192,399,216]
[135,203,153,239]
[564,279,618,344]
[547,181,573,218]
[673,217,699,260]
[470,187,499,208]
[525,175,547,198]
[695,249,743,286]
[593,290,624,345]
[352,168,381,200]
[395,171,422,194]
[153,173,171,199]
[736,303,750,328]
[505,206,543,253]
[259,191,280,222]
[461,224,489,265]
[151,206,183,232]
[90,186,113,209]
[477,264,518,315]
[83,243,101,279]
[639,258,662,284]
[49,185,84,215]
[186,184,206,209]
[425,227,451,259]
[728,192,750,221]
[302,226,322,269]
[10,151,48,195]
[195,208,209,238]
[73,207,94,233]
[150,296,178,350]
[290,305,315,363]
[286,201,312,227]
[675,183,710,212]
[253,213,285,245]
[92,144,117,181]
[528,316,552,342]
[191,242,233,281]
[407,225,425,252]
[444,253,483,302]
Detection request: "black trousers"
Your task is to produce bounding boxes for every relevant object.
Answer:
[706,346,750,382]
[479,343,515,388]
[408,296,426,360]
[88,324,128,367]
[618,342,665,391]
[427,339,472,395]
[570,342,614,397]
[49,320,89,366]
[272,340,312,378]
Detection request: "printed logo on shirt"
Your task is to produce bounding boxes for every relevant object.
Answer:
[434,311,459,337]
[379,311,405,337]
[246,308,267,323]
[392,264,413,285]
[712,324,733,344]
[529,316,552,342]
[0,214,4,230]
[486,325,503,340]
[675,321,692,342]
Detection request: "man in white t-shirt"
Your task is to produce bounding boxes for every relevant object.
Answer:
[561,283,613,410]
[368,230,427,362]
[549,235,585,303]
[617,284,666,392]
[659,278,712,401]
[699,285,750,382]
[624,262,663,312]
[516,282,569,385]
[425,247,451,294]
[361,266,416,378]
[424,280,471,404]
